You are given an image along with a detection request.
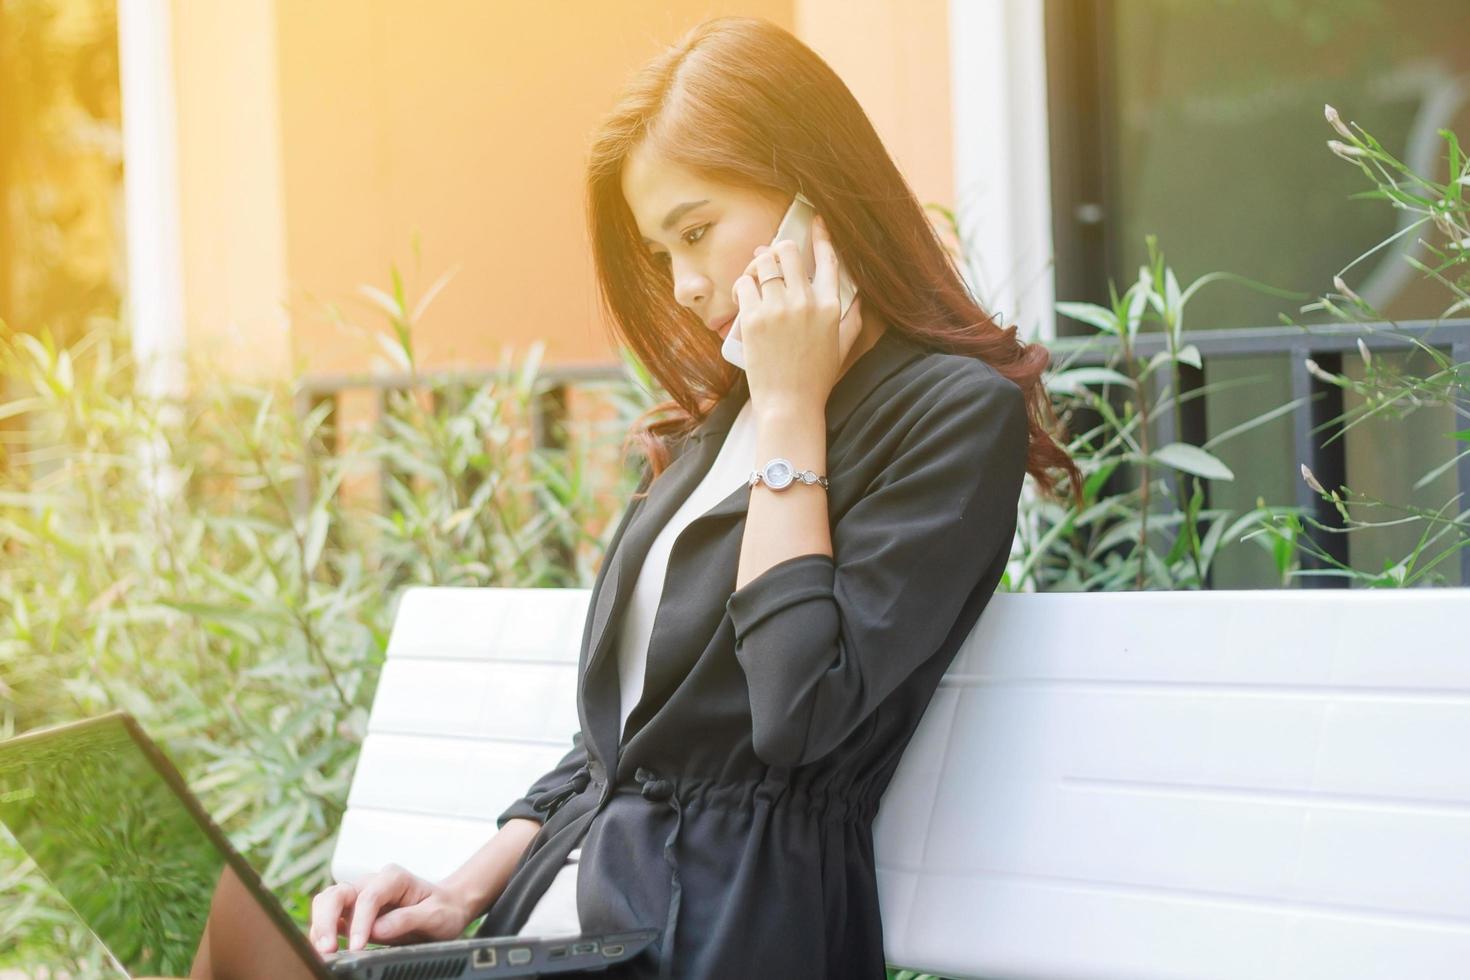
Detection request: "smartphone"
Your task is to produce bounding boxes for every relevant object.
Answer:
[721,192,859,371]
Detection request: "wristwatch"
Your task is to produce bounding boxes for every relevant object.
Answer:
[748,457,829,491]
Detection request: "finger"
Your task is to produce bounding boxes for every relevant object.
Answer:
[750,251,786,302]
[371,905,407,942]
[310,884,354,953]
[373,904,430,943]
[770,239,812,300]
[731,274,763,334]
[321,913,350,953]
[307,887,346,946]
[738,248,766,284]
[349,881,398,950]
[810,214,838,305]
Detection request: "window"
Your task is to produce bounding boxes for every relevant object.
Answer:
[1046,0,1469,586]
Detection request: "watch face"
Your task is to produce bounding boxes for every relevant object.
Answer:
[763,458,795,490]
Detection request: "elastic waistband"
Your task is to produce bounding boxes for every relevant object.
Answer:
[608,769,880,824]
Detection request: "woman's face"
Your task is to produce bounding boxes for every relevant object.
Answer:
[621,143,786,342]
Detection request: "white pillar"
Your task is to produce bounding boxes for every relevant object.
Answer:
[117,0,185,400]
[950,0,1059,592]
[117,0,186,508]
[948,0,1057,344]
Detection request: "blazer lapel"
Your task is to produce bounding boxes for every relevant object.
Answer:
[579,327,925,773]
[580,376,751,771]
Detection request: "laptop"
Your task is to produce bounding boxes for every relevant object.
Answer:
[0,712,656,978]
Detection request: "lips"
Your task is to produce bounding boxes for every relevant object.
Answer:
[710,313,736,338]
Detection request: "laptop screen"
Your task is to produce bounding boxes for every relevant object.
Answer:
[0,716,227,978]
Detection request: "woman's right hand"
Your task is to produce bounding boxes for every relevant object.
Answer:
[309,863,476,955]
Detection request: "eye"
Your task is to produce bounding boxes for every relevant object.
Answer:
[650,224,710,267]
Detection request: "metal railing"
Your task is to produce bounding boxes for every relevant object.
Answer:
[294,319,1470,588]
[1047,318,1470,586]
[291,363,628,573]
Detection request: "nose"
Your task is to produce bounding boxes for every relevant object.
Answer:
[670,258,710,314]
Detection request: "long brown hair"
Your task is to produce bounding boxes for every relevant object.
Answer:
[585,15,1081,509]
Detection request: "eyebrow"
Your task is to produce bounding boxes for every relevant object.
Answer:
[640,199,710,244]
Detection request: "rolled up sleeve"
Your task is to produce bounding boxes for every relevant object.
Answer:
[495,730,588,829]
[726,371,1029,768]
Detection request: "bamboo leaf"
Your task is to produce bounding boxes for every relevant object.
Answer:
[303,508,330,575]
[1150,442,1235,481]
[1054,302,1119,335]
[0,396,44,421]
[1047,367,1137,393]
[410,263,462,324]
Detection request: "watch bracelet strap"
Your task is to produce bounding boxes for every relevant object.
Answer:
[748,468,830,489]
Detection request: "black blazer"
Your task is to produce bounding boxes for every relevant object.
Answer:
[474,327,1030,978]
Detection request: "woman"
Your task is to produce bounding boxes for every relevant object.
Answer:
[309,15,1080,978]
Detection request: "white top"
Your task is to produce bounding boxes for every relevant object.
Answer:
[514,396,758,938]
[615,395,758,739]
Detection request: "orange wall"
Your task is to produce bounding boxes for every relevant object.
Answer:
[796,0,954,227]
[173,1,954,379]
[169,0,290,380]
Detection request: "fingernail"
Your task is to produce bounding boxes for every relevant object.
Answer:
[317,937,334,952]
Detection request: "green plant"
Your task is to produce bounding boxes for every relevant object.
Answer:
[1018,236,1307,590]
[1247,107,1470,586]
[0,264,647,975]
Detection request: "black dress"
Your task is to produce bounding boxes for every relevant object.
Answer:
[473,328,1031,978]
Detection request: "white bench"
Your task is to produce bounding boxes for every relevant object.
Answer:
[333,586,1470,979]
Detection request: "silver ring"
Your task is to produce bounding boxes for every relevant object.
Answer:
[758,273,785,286]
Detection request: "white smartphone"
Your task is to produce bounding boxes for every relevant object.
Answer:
[721,191,859,371]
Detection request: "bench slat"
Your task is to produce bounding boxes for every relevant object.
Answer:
[384,586,587,662]
[882,870,1469,980]
[346,731,572,820]
[336,585,1470,979]
[365,659,579,742]
[333,808,503,885]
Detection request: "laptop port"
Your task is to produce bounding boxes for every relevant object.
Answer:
[471,947,497,967]
[548,945,568,960]
[507,946,532,966]
[602,944,625,957]
[571,942,598,955]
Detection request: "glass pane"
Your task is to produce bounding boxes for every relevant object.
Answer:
[1103,0,1468,587]
[1199,355,1297,589]
[1111,0,1468,329]
[1340,346,1463,585]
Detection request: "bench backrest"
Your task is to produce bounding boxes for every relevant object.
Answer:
[334,585,1470,980]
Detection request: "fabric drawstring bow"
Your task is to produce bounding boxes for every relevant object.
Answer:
[635,765,684,980]
[530,764,590,819]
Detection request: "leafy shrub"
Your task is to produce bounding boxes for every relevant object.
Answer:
[0,277,648,974]
[1008,235,1307,591]
[1253,107,1470,585]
